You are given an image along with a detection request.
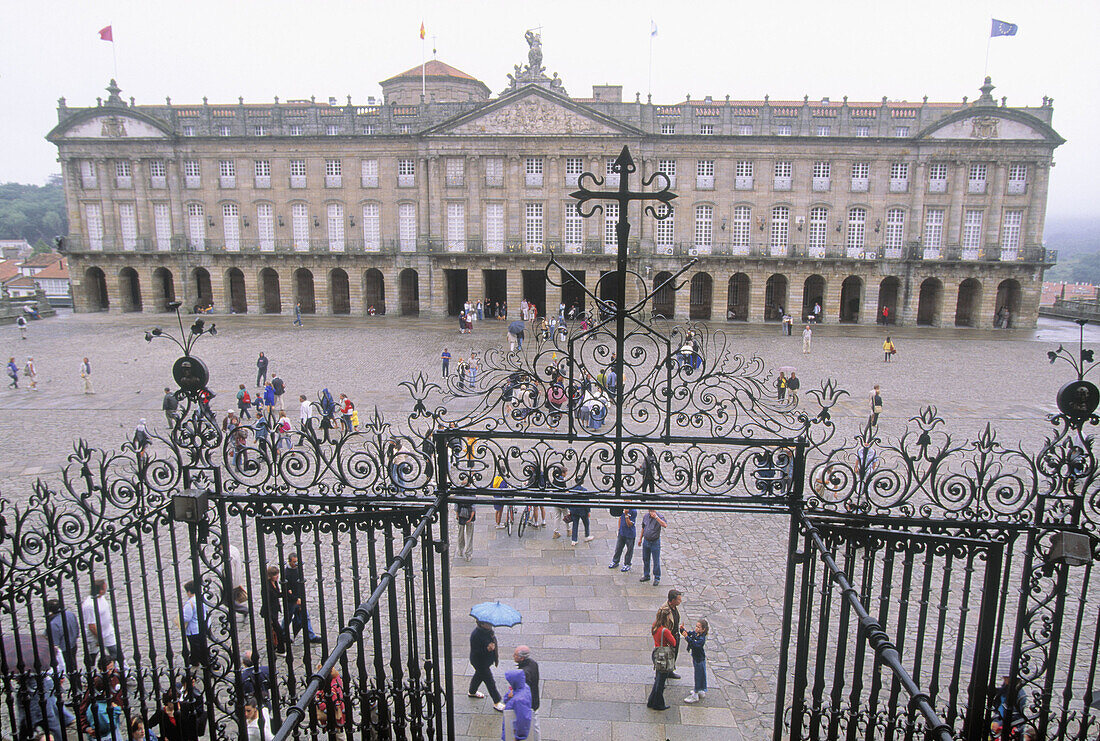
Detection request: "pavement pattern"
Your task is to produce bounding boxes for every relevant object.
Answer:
[0,311,1094,740]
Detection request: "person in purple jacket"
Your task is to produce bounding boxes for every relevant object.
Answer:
[501,669,532,740]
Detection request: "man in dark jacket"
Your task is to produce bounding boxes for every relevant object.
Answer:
[282,554,321,643]
[256,352,269,387]
[468,621,503,708]
[239,650,271,705]
[162,388,180,426]
[513,646,541,740]
[271,373,286,410]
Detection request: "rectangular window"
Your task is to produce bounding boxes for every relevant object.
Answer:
[657,159,676,187]
[363,203,380,252]
[962,209,983,257]
[889,162,909,192]
[219,159,236,188]
[486,203,505,252]
[115,160,132,189]
[525,157,544,188]
[254,160,271,188]
[816,125,830,137]
[327,203,345,251]
[290,124,303,136]
[219,125,231,137]
[85,203,104,250]
[738,124,753,136]
[1007,164,1027,194]
[290,159,307,188]
[398,158,416,187]
[363,124,376,135]
[223,203,240,251]
[661,123,676,135]
[257,203,275,251]
[808,206,828,255]
[1001,209,1022,259]
[291,203,309,250]
[362,203,381,252]
[855,125,870,137]
[812,161,831,191]
[968,163,987,194]
[326,124,338,136]
[562,203,582,250]
[731,206,750,252]
[735,160,754,190]
[398,124,411,135]
[398,203,416,251]
[696,159,714,189]
[885,209,905,255]
[254,124,267,136]
[698,123,714,135]
[929,163,948,193]
[605,157,620,188]
[182,125,195,137]
[851,161,869,192]
[847,207,866,254]
[119,203,137,250]
[447,201,466,251]
[446,157,465,188]
[604,201,619,250]
[184,160,201,189]
[325,158,342,188]
[895,126,910,138]
[361,159,379,188]
[187,203,205,250]
[149,160,167,189]
[80,160,97,189]
[923,208,945,250]
[770,206,789,253]
[777,124,792,136]
[525,202,543,249]
[655,206,675,248]
[564,157,583,187]
[694,204,713,249]
[153,203,171,251]
[485,157,503,187]
[773,161,792,190]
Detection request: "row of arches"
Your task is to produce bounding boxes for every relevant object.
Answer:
[81,266,423,316]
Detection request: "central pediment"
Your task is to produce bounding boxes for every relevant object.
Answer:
[426,87,642,137]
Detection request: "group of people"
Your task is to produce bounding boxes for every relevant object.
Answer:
[6,356,93,393]
[648,589,710,711]
[467,624,541,740]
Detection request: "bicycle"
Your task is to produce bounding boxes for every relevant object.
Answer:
[517,505,532,538]
[504,504,516,536]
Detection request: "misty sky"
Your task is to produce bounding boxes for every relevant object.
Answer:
[1,0,1096,218]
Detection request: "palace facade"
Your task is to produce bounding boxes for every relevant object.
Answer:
[48,41,1063,327]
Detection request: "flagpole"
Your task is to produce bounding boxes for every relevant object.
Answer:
[421,35,426,100]
[648,22,654,100]
[110,24,118,79]
[984,32,991,78]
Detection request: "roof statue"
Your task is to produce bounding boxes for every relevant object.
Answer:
[503,29,567,96]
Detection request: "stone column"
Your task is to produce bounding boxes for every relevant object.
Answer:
[674,273,692,319]
[208,263,227,314]
[748,269,766,323]
[712,269,730,322]
[505,266,523,319]
[787,273,804,326]
[824,277,843,324]
[862,277,880,326]
[468,267,485,308]
[244,266,263,314]
[977,275,999,328]
[348,266,365,315]
[940,280,959,328]
[313,264,332,315]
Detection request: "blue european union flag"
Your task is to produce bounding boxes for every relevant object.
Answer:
[991,18,1018,37]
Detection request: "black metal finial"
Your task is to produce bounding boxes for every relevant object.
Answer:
[145,302,217,395]
[1049,319,1099,424]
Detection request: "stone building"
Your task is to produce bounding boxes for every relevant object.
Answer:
[47,36,1062,327]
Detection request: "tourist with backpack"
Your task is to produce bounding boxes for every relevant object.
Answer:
[236,384,252,419]
[456,501,476,561]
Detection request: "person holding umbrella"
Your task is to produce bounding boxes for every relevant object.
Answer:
[468,602,522,712]
[508,320,526,353]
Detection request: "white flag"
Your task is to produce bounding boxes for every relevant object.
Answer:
[650,20,658,37]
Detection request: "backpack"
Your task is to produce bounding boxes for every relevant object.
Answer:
[242,391,251,404]
[456,504,474,525]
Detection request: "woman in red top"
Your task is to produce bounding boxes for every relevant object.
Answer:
[646,614,678,710]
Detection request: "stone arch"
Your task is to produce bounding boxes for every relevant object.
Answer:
[260,268,281,314]
[118,267,142,312]
[877,277,900,325]
[294,268,316,314]
[955,278,982,327]
[329,268,350,315]
[399,268,420,316]
[727,273,750,321]
[995,279,1022,327]
[84,267,109,312]
[689,272,713,320]
[839,276,863,323]
[917,277,943,326]
[192,267,213,312]
[652,271,674,319]
[764,274,788,321]
[803,274,825,322]
[364,268,386,315]
[225,267,247,314]
[151,267,176,312]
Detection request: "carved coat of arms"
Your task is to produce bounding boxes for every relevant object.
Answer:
[970,116,999,139]
[101,117,127,138]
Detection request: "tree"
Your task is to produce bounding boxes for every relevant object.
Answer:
[0,179,68,244]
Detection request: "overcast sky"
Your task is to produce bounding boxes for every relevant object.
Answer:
[1,0,1096,219]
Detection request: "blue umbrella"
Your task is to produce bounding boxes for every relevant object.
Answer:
[508,320,526,336]
[470,601,522,627]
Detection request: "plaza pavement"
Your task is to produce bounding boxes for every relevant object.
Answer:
[0,311,1094,740]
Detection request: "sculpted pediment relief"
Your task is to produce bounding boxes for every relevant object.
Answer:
[926,114,1046,141]
[443,94,625,136]
[59,114,170,140]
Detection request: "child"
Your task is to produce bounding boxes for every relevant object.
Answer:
[682,618,709,703]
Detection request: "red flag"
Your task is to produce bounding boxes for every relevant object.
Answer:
[419,22,425,40]
[98,25,113,42]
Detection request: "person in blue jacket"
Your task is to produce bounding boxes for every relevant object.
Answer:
[501,669,532,740]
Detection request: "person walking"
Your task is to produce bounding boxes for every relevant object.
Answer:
[46,598,81,675]
[272,372,286,411]
[656,589,684,675]
[468,620,504,710]
[513,647,541,741]
[293,302,303,327]
[681,618,709,703]
[775,372,787,402]
[261,565,287,654]
[256,352,268,387]
[7,357,19,389]
[802,325,812,354]
[569,504,592,546]
[298,395,314,445]
[501,670,533,740]
[883,336,896,362]
[263,382,276,414]
[81,579,121,663]
[608,507,638,572]
[182,580,208,667]
[441,348,452,377]
[455,500,475,561]
[80,357,94,394]
[236,384,252,419]
[283,554,322,644]
[23,357,37,391]
[868,385,883,429]
[16,314,28,339]
[638,510,668,586]
[275,411,293,452]
[162,388,179,425]
[646,609,678,711]
[786,372,800,406]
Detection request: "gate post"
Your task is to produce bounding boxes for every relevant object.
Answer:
[435,430,456,741]
[774,438,809,740]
